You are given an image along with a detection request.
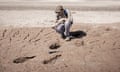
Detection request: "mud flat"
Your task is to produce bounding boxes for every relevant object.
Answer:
[0,24,120,72]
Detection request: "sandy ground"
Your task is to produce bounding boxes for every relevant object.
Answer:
[0,23,120,72]
[0,1,120,72]
[1,10,120,27]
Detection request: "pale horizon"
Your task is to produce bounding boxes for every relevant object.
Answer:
[0,0,120,2]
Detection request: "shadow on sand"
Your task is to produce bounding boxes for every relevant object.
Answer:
[70,30,87,39]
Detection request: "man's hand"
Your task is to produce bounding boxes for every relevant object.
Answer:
[57,18,67,24]
[58,18,66,22]
[51,18,67,29]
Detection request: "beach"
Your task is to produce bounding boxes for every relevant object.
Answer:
[0,24,120,72]
[0,1,120,72]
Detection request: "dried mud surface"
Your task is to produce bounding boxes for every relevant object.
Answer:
[0,24,120,72]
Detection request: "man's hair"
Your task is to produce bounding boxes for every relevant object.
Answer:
[55,5,64,13]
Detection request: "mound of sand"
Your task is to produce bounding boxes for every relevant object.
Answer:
[0,23,120,72]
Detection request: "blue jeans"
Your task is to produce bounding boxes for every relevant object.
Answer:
[55,20,72,37]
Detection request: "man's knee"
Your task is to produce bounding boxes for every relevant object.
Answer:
[56,24,65,33]
[56,27,62,33]
[65,21,72,27]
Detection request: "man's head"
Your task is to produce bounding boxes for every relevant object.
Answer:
[55,5,64,15]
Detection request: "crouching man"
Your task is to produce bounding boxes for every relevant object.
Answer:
[53,5,73,41]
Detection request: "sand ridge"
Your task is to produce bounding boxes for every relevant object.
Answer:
[0,24,120,72]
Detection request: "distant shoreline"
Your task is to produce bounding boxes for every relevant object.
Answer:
[0,2,120,11]
[0,5,120,11]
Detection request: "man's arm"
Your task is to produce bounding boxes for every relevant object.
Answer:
[57,18,67,24]
[52,18,67,29]
[66,9,73,23]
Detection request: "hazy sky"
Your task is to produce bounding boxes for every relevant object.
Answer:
[0,0,120,2]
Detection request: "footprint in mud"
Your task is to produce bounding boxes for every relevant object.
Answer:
[49,51,60,54]
[49,43,60,50]
[105,27,111,31]
[74,40,84,47]
[13,56,36,64]
[42,54,61,64]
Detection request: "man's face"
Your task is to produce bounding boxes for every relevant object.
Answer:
[56,12,61,16]
[56,10,63,16]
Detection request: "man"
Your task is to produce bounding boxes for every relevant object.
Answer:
[53,5,73,41]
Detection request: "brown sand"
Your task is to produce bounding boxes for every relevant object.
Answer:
[0,24,120,72]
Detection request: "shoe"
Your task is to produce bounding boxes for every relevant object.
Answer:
[69,35,75,39]
[61,33,66,39]
[65,37,71,41]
